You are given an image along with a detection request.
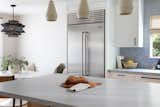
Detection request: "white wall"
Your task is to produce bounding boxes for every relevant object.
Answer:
[0,19,3,57]
[105,0,120,70]
[17,1,67,72]
[3,36,18,56]
[0,15,20,57]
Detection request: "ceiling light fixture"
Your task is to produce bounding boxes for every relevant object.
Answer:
[1,4,25,37]
[78,0,89,19]
[47,0,57,21]
[118,0,133,15]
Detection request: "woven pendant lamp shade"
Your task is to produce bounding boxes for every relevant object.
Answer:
[47,0,57,21]
[118,0,133,15]
[78,0,89,19]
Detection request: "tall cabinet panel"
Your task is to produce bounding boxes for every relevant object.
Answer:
[114,0,144,47]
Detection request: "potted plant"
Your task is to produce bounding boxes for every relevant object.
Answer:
[1,55,28,73]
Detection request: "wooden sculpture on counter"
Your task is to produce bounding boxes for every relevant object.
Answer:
[62,76,101,88]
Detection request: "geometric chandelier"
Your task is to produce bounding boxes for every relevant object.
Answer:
[1,4,25,37]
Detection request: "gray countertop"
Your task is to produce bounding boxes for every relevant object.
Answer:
[0,74,160,107]
[108,69,160,76]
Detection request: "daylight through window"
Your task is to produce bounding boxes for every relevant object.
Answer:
[150,16,160,58]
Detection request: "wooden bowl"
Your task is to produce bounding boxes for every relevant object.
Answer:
[123,62,138,69]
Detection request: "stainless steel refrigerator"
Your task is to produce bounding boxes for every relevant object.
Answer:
[67,9,105,77]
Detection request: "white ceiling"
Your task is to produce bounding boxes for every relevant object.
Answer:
[0,0,66,15]
[0,0,106,15]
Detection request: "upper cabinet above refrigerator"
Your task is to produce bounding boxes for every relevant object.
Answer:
[114,0,144,47]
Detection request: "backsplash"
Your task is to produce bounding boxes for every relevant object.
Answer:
[120,48,158,69]
[120,0,160,69]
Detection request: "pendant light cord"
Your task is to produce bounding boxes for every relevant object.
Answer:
[12,6,14,20]
[11,4,16,21]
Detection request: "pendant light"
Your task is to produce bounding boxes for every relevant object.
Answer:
[1,4,25,37]
[78,0,89,19]
[118,0,133,15]
[47,0,57,21]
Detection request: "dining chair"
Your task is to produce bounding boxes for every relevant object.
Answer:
[54,63,66,74]
[0,75,28,107]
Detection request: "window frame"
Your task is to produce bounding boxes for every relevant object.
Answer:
[149,16,160,58]
[149,33,160,58]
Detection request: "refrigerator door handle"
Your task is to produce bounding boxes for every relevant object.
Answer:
[85,32,89,76]
[82,32,85,76]
[82,32,89,76]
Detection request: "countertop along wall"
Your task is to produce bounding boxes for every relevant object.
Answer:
[120,0,160,69]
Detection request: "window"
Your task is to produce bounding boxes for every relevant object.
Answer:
[150,16,160,58]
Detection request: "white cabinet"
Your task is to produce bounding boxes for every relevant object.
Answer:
[107,72,140,81]
[139,75,160,83]
[107,71,160,83]
[114,0,143,47]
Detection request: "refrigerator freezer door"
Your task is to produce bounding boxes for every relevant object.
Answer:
[87,27,105,77]
[68,23,105,77]
[68,29,83,75]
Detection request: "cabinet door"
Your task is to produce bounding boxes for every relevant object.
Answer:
[139,75,160,83]
[114,0,143,47]
[115,12,138,47]
[107,72,137,81]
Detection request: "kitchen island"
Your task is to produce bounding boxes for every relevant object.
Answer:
[0,74,160,107]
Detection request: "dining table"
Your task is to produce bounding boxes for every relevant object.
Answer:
[0,71,53,107]
[0,74,160,107]
[0,71,53,79]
